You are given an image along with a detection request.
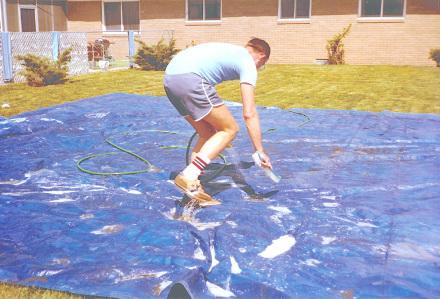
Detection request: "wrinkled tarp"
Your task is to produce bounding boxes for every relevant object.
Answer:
[0,93,439,298]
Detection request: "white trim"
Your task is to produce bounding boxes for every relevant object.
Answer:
[380,0,384,17]
[51,3,55,31]
[0,0,3,32]
[1,0,7,32]
[277,19,310,24]
[358,0,406,19]
[101,1,105,31]
[185,20,222,26]
[278,0,311,21]
[19,5,39,32]
[102,31,130,36]
[357,17,405,23]
[402,0,407,17]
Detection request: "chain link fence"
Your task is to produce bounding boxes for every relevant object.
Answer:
[85,30,174,65]
[10,32,54,83]
[60,31,89,77]
[0,30,174,86]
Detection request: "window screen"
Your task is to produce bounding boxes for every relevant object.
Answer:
[383,0,404,16]
[104,2,122,31]
[361,0,404,17]
[104,1,140,31]
[188,0,220,21]
[296,0,310,18]
[205,0,220,20]
[188,0,203,20]
[123,2,140,30]
[280,0,310,19]
[21,8,37,32]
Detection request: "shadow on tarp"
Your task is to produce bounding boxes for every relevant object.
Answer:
[0,93,439,298]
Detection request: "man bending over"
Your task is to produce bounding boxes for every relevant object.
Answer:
[163,38,272,205]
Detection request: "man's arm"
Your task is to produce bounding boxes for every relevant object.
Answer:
[240,83,272,168]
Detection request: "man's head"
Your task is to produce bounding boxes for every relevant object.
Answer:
[245,38,270,69]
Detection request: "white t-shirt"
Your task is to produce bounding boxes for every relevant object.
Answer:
[165,42,258,87]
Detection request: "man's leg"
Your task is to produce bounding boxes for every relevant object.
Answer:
[182,104,238,180]
[187,104,239,161]
[175,105,238,204]
[184,116,217,163]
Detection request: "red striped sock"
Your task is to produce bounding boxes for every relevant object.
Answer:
[192,156,208,171]
[182,153,211,181]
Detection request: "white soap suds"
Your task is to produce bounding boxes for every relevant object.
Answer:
[357,222,378,228]
[208,242,219,272]
[322,236,337,245]
[230,256,242,274]
[258,235,296,259]
[206,281,235,298]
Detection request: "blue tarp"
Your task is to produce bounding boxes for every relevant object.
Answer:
[0,93,439,298]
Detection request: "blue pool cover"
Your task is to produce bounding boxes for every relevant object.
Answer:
[0,93,439,298]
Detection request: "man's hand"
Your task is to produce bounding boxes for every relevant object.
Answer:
[259,151,273,169]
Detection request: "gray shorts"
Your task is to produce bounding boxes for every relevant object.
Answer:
[163,72,224,121]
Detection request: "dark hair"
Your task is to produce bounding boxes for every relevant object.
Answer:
[246,38,271,60]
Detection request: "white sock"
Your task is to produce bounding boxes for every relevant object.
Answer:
[182,153,211,181]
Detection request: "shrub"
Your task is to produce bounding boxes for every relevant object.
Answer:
[15,48,72,87]
[326,24,352,65]
[429,48,440,67]
[132,38,180,71]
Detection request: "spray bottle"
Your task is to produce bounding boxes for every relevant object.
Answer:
[252,151,282,183]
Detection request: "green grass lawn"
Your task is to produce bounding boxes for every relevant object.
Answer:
[1,64,439,118]
[0,281,88,298]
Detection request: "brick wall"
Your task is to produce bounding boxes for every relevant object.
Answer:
[66,0,440,66]
[67,2,102,31]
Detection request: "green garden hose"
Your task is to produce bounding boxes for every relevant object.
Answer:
[76,130,227,179]
[263,110,311,132]
[77,110,310,180]
[77,130,164,176]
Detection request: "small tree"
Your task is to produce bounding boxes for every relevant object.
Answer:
[429,48,440,67]
[15,48,72,87]
[326,24,352,65]
[133,38,180,71]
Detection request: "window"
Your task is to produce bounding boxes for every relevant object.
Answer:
[20,6,37,32]
[279,0,311,19]
[360,0,405,18]
[103,1,140,31]
[187,0,221,21]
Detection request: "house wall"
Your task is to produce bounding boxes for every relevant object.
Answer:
[2,0,68,32]
[5,1,19,32]
[67,1,102,31]
[38,4,54,31]
[65,0,440,66]
[51,2,68,31]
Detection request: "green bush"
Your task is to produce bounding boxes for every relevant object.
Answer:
[15,48,72,87]
[429,48,440,67]
[132,38,180,71]
[326,24,351,65]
